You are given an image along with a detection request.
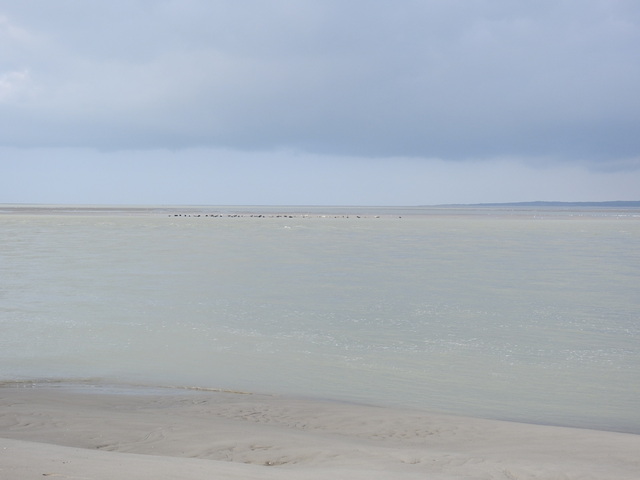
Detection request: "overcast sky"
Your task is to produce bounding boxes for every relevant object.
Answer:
[1,0,639,205]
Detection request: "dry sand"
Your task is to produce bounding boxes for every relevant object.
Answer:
[1,385,639,479]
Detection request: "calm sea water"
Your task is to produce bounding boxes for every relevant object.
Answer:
[1,206,639,433]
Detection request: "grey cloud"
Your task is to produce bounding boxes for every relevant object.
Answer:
[1,0,639,166]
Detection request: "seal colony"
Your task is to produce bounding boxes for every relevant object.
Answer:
[169,213,385,219]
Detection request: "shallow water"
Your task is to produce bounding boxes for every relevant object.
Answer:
[1,206,639,433]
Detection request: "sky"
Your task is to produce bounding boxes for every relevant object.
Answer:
[1,0,639,206]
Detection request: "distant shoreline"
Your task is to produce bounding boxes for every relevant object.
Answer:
[1,202,639,218]
[2,200,640,210]
[433,201,640,208]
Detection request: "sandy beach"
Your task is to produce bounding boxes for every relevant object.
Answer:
[1,384,638,479]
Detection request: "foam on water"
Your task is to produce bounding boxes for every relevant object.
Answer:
[1,206,639,433]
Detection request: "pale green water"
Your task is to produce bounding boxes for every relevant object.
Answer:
[1,206,639,433]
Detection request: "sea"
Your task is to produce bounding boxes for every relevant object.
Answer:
[1,205,639,434]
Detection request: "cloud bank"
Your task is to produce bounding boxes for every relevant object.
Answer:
[1,0,639,168]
